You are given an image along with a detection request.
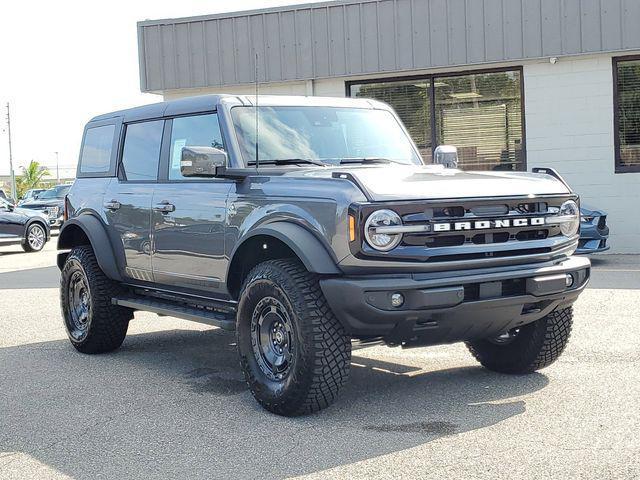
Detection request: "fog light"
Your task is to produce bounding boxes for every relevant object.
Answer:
[390,293,404,308]
[565,274,574,288]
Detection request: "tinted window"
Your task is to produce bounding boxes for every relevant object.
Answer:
[350,68,524,171]
[169,114,224,180]
[121,120,164,181]
[38,185,71,199]
[80,124,115,174]
[615,57,640,173]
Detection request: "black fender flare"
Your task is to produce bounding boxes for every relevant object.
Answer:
[57,215,122,281]
[230,222,341,276]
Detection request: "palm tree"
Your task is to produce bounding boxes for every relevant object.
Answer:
[17,160,50,199]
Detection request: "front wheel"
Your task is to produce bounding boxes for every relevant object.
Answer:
[466,307,573,374]
[237,259,351,416]
[22,223,47,252]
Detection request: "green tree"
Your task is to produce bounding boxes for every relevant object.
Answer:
[16,160,50,199]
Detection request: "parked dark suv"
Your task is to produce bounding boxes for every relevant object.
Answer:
[58,95,590,416]
[21,184,71,229]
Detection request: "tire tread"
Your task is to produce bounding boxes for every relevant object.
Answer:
[61,245,132,354]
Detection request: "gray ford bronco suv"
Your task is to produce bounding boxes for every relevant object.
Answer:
[58,95,590,416]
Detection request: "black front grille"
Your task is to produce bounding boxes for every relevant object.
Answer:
[354,195,575,264]
[403,229,550,247]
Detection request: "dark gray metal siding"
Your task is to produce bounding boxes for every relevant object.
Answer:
[138,0,640,92]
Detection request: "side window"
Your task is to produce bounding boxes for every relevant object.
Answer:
[169,113,225,180]
[120,120,164,181]
[80,124,115,175]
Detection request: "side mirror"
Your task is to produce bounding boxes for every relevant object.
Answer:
[180,146,228,177]
[434,145,459,169]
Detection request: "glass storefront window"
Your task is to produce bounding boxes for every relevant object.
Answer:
[349,68,525,171]
[614,57,640,173]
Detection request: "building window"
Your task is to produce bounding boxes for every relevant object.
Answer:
[348,68,525,171]
[614,56,640,173]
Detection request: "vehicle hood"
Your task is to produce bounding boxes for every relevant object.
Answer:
[20,199,63,209]
[580,205,606,216]
[293,165,571,201]
[14,206,48,218]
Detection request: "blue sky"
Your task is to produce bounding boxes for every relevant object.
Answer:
[0,0,303,177]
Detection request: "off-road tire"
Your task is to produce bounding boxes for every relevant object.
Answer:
[60,245,132,354]
[237,259,351,416]
[21,223,47,252]
[466,307,573,374]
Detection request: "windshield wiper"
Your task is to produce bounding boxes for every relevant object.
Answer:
[247,158,327,167]
[339,158,403,165]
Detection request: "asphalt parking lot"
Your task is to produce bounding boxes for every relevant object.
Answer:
[1,240,639,479]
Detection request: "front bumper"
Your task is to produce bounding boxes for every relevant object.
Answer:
[49,216,64,228]
[320,256,590,348]
[576,221,609,254]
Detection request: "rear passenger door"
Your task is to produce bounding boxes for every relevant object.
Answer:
[151,112,232,294]
[104,119,164,281]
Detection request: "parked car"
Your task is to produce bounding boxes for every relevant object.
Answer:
[0,196,50,252]
[21,184,71,229]
[18,188,46,206]
[58,95,590,416]
[0,189,8,201]
[577,205,610,254]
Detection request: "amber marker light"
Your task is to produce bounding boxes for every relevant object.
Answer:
[349,214,356,242]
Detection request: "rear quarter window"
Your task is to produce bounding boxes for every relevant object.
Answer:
[79,124,116,175]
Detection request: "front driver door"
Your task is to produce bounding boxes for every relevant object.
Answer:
[151,112,232,294]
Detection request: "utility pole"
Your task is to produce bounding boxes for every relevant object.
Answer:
[55,151,59,184]
[5,103,17,202]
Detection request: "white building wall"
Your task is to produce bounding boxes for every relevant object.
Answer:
[524,54,639,254]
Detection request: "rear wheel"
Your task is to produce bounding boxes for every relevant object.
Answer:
[237,259,351,416]
[466,307,573,374]
[22,223,46,252]
[60,245,133,353]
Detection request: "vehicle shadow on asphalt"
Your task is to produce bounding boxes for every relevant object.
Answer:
[0,326,548,479]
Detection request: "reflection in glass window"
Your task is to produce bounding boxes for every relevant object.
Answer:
[349,69,525,171]
[121,120,164,181]
[231,106,421,165]
[169,114,225,180]
[351,80,432,162]
[435,71,523,171]
[615,58,640,172]
[80,124,115,174]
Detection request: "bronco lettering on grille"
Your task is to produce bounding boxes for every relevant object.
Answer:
[432,217,545,232]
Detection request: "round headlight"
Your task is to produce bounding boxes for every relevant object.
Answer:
[559,200,580,237]
[364,209,403,251]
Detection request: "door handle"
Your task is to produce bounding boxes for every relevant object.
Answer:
[153,202,175,214]
[103,200,121,211]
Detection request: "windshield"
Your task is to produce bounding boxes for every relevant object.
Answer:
[231,106,422,166]
[38,185,70,199]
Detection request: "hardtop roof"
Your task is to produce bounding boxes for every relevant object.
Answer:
[88,94,387,124]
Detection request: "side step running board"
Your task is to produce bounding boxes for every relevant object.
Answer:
[112,296,236,331]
